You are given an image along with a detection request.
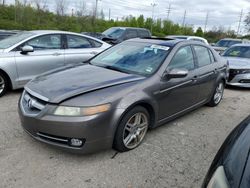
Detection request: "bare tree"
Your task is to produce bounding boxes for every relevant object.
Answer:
[33,0,47,11]
[245,12,250,32]
[55,0,68,16]
[75,1,86,17]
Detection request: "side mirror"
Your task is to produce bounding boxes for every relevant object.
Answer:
[21,45,34,54]
[210,43,216,46]
[163,68,188,79]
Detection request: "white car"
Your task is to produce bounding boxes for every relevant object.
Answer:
[166,35,209,45]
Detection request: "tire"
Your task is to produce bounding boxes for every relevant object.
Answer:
[0,72,8,97]
[113,106,150,152]
[207,81,224,107]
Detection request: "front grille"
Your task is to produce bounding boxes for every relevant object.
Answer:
[21,90,47,115]
[228,69,250,82]
[239,79,250,83]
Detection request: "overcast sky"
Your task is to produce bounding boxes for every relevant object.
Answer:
[5,0,250,34]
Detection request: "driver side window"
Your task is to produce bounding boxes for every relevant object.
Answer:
[168,46,195,71]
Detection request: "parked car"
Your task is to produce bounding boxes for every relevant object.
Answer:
[102,27,151,44]
[19,38,227,153]
[0,30,111,96]
[222,44,250,88]
[81,32,106,40]
[202,115,250,188]
[0,30,19,41]
[166,35,209,45]
[212,38,250,54]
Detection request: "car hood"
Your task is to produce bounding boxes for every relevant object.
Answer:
[225,57,250,69]
[25,64,145,103]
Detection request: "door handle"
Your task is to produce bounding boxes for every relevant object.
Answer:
[52,52,62,56]
[192,76,198,82]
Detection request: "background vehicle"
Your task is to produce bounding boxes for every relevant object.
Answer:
[0,30,19,40]
[202,115,250,188]
[102,27,151,44]
[81,32,106,40]
[166,35,209,45]
[212,38,250,54]
[222,44,250,88]
[0,30,111,96]
[19,38,227,154]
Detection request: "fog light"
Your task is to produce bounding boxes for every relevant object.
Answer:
[70,138,83,147]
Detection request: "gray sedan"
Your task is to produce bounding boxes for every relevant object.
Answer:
[19,38,227,153]
[222,44,250,87]
[0,30,111,96]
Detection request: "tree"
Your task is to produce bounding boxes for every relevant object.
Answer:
[55,0,67,16]
[195,27,203,37]
[244,12,250,32]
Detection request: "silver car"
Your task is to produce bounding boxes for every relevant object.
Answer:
[0,30,111,96]
[222,44,250,87]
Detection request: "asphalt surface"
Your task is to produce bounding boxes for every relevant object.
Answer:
[0,88,249,188]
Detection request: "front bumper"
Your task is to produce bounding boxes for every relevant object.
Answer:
[18,94,121,154]
[227,72,250,88]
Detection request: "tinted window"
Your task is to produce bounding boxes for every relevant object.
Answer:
[67,35,92,49]
[194,45,211,67]
[102,28,125,39]
[168,46,195,70]
[90,42,170,76]
[88,38,102,48]
[125,30,138,39]
[25,34,61,50]
[223,46,250,58]
[138,30,150,38]
[216,40,242,48]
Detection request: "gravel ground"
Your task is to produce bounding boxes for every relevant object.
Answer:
[0,88,249,188]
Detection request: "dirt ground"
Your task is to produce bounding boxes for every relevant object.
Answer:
[0,88,249,188]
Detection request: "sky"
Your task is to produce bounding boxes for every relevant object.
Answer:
[5,0,250,34]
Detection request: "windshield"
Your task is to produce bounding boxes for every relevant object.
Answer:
[0,31,33,49]
[216,40,242,48]
[102,28,125,39]
[90,42,170,76]
[223,46,250,58]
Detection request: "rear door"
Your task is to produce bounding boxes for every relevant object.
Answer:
[192,45,217,101]
[158,45,201,120]
[15,34,65,85]
[64,34,104,65]
[124,29,138,41]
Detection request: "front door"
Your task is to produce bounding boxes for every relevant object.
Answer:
[15,34,65,86]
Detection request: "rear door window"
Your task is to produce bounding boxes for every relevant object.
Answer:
[67,35,92,49]
[194,45,212,67]
[168,45,195,71]
[125,30,138,40]
[138,30,150,38]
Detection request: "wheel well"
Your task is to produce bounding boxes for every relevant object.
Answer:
[0,69,12,90]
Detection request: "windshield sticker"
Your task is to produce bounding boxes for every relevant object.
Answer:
[150,45,170,51]
[145,67,153,73]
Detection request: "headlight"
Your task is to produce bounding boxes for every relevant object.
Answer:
[53,104,111,116]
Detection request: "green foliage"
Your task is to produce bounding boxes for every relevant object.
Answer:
[195,27,203,37]
[245,12,250,32]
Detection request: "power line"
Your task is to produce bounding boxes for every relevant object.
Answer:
[236,9,243,36]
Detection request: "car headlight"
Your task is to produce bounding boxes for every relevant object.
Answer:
[53,104,111,116]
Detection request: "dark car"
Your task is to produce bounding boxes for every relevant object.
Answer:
[102,27,151,44]
[202,115,250,188]
[19,38,227,153]
[0,30,19,40]
[81,32,106,40]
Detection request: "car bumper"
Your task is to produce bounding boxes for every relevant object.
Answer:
[227,73,250,88]
[18,101,122,154]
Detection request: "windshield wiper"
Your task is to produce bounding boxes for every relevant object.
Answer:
[103,65,130,74]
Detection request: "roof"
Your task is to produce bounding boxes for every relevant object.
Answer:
[108,27,150,31]
[220,38,242,41]
[127,38,184,47]
[29,30,81,35]
[231,43,250,47]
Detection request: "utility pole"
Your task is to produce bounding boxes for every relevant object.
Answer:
[204,11,209,33]
[182,10,186,27]
[236,9,243,37]
[166,3,172,20]
[15,0,17,23]
[151,3,157,33]
[94,0,101,19]
[108,8,111,21]
[2,0,5,5]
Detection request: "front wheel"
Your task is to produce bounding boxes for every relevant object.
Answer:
[207,81,224,107]
[113,106,149,152]
[0,73,8,97]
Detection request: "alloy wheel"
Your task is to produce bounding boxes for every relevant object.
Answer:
[214,82,224,104]
[123,112,149,149]
[0,75,5,94]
